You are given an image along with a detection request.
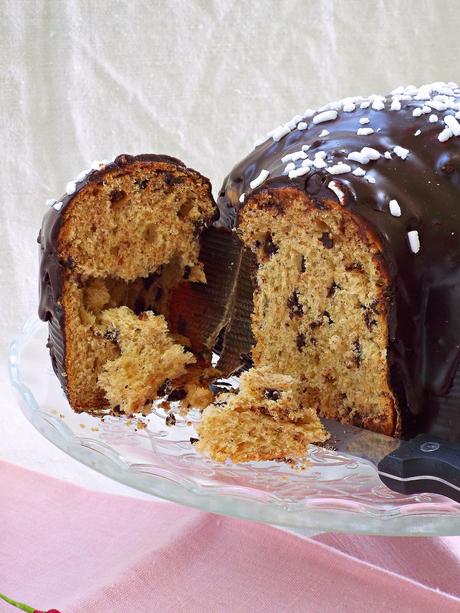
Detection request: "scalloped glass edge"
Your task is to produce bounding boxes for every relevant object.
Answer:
[8,317,460,536]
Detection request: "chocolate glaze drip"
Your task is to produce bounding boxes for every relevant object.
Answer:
[38,153,213,393]
[217,85,460,441]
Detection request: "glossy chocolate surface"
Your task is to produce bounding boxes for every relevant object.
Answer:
[218,83,460,441]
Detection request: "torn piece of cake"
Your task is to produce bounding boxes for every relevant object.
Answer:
[97,306,196,414]
[195,367,328,463]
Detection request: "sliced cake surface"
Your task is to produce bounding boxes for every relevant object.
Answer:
[196,367,328,463]
[38,154,219,413]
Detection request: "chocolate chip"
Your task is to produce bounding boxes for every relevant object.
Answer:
[296,332,306,351]
[163,172,183,186]
[183,265,191,280]
[103,328,119,342]
[319,232,334,249]
[165,413,176,427]
[364,310,377,331]
[109,189,126,203]
[287,291,304,318]
[352,339,362,367]
[157,379,172,397]
[63,256,76,269]
[264,388,281,401]
[190,437,199,445]
[309,320,322,329]
[263,232,278,257]
[167,388,187,402]
[352,413,364,427]
[134,178,149,190]
[369,299,380,313]
[345,262,364,273]
[300,256,306,273]
[323,310,334,325]
[327,281,341,298]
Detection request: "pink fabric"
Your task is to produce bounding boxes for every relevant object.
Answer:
[0,461,459,613]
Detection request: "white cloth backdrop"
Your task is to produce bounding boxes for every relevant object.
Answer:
[1,0,459,491]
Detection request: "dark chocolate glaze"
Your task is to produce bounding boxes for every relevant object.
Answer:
[38,153,214,394]
[217,84,460,441]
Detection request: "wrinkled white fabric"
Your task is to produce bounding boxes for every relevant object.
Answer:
[1,0,459,487]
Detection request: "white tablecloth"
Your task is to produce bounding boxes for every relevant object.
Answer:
[1,0,459,493]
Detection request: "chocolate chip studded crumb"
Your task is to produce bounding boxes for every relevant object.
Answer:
[165,413,176,427]
[296,332,306,351]
[183,265,191,279]
[167,388,187,402]
[320,232,334,249]
[352,339,362,367]
[264,388,281,401]
[287,291,304,318]
[190,437,199,445]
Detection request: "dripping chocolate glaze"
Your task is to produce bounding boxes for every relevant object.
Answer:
[217,86,460,441]
[38,153,216,393]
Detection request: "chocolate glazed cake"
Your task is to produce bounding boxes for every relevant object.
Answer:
[217,82,460,443]
[38,154,228,413]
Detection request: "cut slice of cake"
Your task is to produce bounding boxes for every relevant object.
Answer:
[38,154,223,413]
[195,367,328,462]
[236,189,396,436]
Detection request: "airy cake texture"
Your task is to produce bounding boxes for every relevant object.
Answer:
[39,155,217,413]
[237,188,396,435]
[97,307,196,414]
[196,367,328,462]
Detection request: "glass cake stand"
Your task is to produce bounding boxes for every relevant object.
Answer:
[9,317,460,537]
